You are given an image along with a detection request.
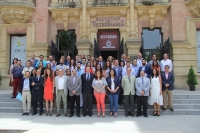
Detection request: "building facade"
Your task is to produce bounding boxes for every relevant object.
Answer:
[0,0,199,89]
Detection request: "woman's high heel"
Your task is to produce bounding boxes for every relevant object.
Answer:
[46,111,49,116]
[153,111,157,116]
[49,111,52,116]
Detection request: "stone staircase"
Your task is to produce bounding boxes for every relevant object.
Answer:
[0,90,200,115]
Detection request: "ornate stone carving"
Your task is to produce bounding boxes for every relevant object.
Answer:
[186,0,200,18]
[135,3,170,29]
[0,1,35,24]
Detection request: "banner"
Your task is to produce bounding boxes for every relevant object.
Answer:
[98,30,119,51]
[10,36,26,66]
[196,30,200,73]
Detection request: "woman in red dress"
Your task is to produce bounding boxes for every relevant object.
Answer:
[44,68,54,116]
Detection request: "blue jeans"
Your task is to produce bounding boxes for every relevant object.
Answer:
[108,93,119,113]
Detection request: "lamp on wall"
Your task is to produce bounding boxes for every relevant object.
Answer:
[141,0,154,6]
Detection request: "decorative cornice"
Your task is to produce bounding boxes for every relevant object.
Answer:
[48,8,81,30]
[135,3,170,29]
[186,0,200,18]
[0,1,35,24]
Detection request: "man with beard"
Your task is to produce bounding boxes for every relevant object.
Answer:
[76,62,85,109]
[137,59,151,78]
[56,59,69,75]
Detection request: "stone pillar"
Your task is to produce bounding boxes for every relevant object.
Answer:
[129,0,137,38]
[76,0,91,56]
[81,0,88,39]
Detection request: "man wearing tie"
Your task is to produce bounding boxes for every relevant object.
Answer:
[68,69,82,118]
[121,67,136,117]
[81,67,95,117]
[31,69,44,116]
[135,70,151,117]
[98,56,105,69]
[161,65,175,111]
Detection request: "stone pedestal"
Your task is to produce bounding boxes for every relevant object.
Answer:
[76,39,92,56]
[126,40,141,58]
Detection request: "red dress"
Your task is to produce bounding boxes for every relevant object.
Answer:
[44,78,54,100]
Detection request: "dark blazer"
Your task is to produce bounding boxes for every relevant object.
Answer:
[81,73,95,94]
[106,76,120,94]
[98,61,105,69]
[20,78,33,94]
[161,72,175,91]
[137,65,152,78]
[112,66,123,80]
[32,76,44,95]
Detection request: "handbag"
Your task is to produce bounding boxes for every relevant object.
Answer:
[9,79,13,87]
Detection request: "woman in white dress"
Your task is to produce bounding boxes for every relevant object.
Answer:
[149,68,163,116]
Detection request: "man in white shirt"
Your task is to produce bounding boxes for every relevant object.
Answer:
[160,53,173,72]
[22,61,34,76]
[54,68,68,117]
[81,58,86,70]
[137,53,143,67]
[122,61,135,76]
[46,55,54,65]
[56,59,69,75]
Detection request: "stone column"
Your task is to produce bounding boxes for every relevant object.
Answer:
[126,0,140,58]
[129,0,137,38]
[76,0,91,56]
[81,0,88,38]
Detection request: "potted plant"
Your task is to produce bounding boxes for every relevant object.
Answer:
[186,66,199,91]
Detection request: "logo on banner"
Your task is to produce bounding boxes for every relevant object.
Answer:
[102,40,115,48]
[16,41,24,47]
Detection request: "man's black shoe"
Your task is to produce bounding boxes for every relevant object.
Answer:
[83,114,87,117]
[39,113,42,116]
[170,108,174,112]
[32,113,37,116]
[68,114,73,118]
[11,97,15,99]
[89,114,92,117]
[125,113,129,117]
[136,114,141,117]
[77,114,81,118]
[162,107,167,111]
[26,113,29,116]
[22,113,26,116]
[143,114,148,117]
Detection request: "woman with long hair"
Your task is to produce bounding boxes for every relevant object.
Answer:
[66,69,71,77]
[151,60,161,74]
[85,62,94,73]
[30,69,36,77]
[149,68,163,116]
[106,69,120,117]
[103,61,112,78]
[9,58,18,87]
[69,59,76,72]
[44,68,54,116]
[95,64,103,75]
[92,70,108,117]
[92,60,97,72]
[119,60,125,69]
[37,61,45,76]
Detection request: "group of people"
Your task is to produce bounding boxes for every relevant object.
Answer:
[9,52,174,118]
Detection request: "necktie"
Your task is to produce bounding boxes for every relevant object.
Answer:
[128,75,131,83]
[87,74,89,81]
[38,76,39,81]
[142,78,144,85]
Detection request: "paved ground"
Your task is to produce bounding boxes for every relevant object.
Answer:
[0,113,199,133]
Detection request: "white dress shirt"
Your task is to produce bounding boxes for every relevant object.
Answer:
[58,76,65,90]
[160,59,173,72]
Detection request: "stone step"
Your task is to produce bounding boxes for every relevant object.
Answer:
[1,97,200,104]
[1,102,199,109]
[1,93,200,99]
[0,107,199,115]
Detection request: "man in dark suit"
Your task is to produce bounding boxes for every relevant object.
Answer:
[81,67,95,117]
[98,56,105,69]
[20,71,33,116]
[161,65,175,111]
[68,69,82,118]
[137,59,152,78]
[31,69,44,116]
[112,59,123,105]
